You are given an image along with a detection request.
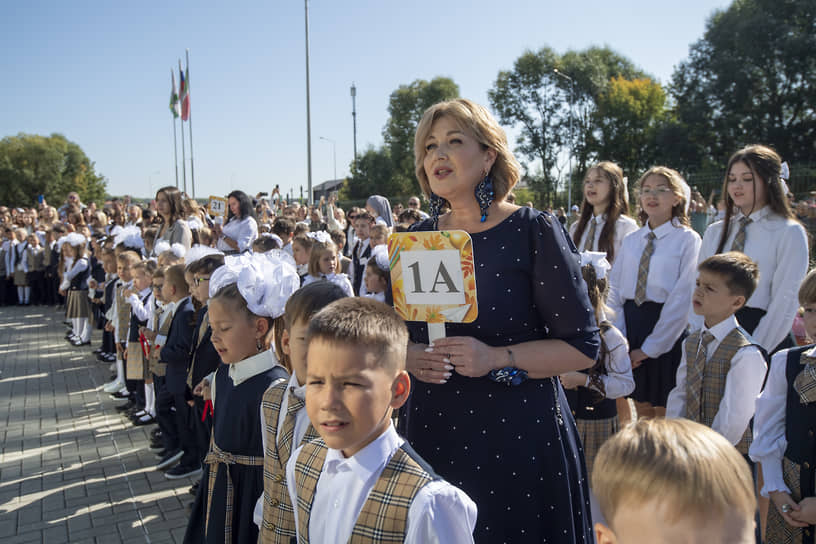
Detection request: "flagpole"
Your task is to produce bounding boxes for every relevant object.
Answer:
[171,70,180,188]
[186,49,196,199]
[179,60,188,195]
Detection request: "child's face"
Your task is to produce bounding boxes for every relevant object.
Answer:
[185,271,195,294]
[292,243,310,265]
[160,278,177,301]
[208,298,263,364]
[802,302,816,339]
[692,270,744,326]
[364,265,387,294]
[305,339,408,458]
[133,269,151,292]
[639,175,680,227]
[103,257,117,275]
[595,498,754,544]
[584,168,612,210]
[282,319,309,385]
[117,263,133,282]
[192,273,210,303]
[727,160,768,214]
[370,234,386,247]
[318,250,337,275]
[152,277,165,302]
[354,219,371,240]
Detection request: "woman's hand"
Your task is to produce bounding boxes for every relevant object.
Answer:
[430,336,500,378]
[629,349,649,369]
[407,342,453,384]
[559,371,587,390]
[769,491,808,527]
[791,497,816,525]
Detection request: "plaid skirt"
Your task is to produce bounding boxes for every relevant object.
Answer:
[66,290,91,318]
[13,269,27,286]
[765,456,815,544]
[575,415,619,477]
[125,342,145,381]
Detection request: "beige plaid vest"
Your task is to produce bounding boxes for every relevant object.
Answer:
[150,306,174,377]
[684,326,755,454]
[294,438,436,543]
[259,381,319,543]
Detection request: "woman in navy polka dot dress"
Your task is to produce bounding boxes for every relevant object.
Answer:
[402,99,600,543]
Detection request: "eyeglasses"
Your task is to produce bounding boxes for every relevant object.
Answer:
[193,276,210,286]
[640,187,673,197]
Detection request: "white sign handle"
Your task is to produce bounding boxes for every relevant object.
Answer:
[428,322,446,343]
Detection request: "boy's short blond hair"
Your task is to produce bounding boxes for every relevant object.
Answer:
[369,224,389,241]
[593,418,755,527]
[798,268,816,306]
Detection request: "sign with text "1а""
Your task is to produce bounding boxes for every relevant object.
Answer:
[388,231,478,326]
[208,196,227,218]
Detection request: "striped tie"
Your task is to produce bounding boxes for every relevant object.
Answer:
[730,216,752,253]
[685,331,716,422]
[634,232,656,306]
[794,355,816,404]
[583,218,598,252]
[279,390,305,463]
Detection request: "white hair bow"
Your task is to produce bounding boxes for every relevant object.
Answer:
[114,225,144,250]
[369,244,390,272]
[306,231,332,244]
[579,251,611,280]
[184,245,223,266]
[58,232,86,249]
[208,253,299,318]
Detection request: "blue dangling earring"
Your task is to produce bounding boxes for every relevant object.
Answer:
[475,172,494,222]
[429,193,444,230]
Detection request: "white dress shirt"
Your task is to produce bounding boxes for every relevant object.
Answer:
[127,288,154,322]
[569,213,639,263]
[286,424,477,544]
[750,346,815,496]
[608,218,701,358]
[666,315,767,445]
[217,215,258,252]
[59,257,89,291]
[589,324,635,398]
[695,206,809,351]
[253,372,310,527]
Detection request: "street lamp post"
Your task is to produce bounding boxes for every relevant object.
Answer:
[304,0,313,205]
[319,136,337,181]
[350,83,357,167]
[553,68,575,216]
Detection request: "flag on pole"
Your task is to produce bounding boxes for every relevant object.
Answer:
[179,61,190,121]
[170,71,180,118]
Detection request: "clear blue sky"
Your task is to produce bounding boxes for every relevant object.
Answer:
[0,0,731,202]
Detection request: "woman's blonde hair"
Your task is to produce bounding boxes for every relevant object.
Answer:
[414,98,520,203]
[593,418,756,527]
[637,166,689,227]
[798,269,816,306]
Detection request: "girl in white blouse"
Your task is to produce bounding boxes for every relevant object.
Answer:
[215,190,258,254]
[608,167,701,418]
[570,161,639,264]
[696,145,808,354]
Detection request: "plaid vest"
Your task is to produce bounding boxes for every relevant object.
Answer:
[259,381,319,543]
[294,438,437,543]
[684,326,756,454]
[150,306,174,377]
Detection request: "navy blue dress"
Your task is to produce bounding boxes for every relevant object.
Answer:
[402,207,600,543]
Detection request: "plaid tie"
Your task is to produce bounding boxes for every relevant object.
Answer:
[793,354,816,404]
[685,331,716,422]
[634,232,656,306]
[583,218,598,252]
[730,216,752,253]
[278,390,306,463]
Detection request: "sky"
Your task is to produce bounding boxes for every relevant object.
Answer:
[0,0,733,203]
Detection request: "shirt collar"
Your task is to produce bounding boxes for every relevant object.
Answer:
[228,348,282,386]
[324,423,402,480]
[648,218,678,240]
[736,205,771,223]
[138,287,151,297]
[805,345,816,358]
[703,314,739,343]
[288,372,306,401]
[591,213,607,224]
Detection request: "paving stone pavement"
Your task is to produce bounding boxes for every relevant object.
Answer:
[0,306,196,543]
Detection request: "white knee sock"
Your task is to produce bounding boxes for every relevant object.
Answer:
[23,287,30,304]
[115,357,125,384]
[71,318,80,336]
[78,318,90,342]
[144,383,155,417]
[17,287,24,303]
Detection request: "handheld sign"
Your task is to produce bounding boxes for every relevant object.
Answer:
[388,231,477,343]
[208,196,227,218]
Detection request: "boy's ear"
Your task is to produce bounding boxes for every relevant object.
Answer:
[280,328,291,356]
[390,371,411,409]
[594,522,617,544]
[732,294,746,312]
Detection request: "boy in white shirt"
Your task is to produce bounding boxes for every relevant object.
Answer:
[286,297,477,543]
[667,252,767,452]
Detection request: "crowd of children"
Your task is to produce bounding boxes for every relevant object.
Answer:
[2,140,815,542]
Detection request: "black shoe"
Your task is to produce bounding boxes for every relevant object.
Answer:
[151,428,162,439]
[110,390,130,400]
[189,481,200,496]
[156,450,183,470]
[165,464,202,480]
[93,347,104,354]
[149,440,165,452]
[133,414,156,426]
[103,353,116,362]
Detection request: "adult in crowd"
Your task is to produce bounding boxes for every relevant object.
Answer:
[126,204,143,228]
[214,190,257,254]
[57,192,85,220]
[153,186,193,252]
[365,195,394,227]
[403,98,599,542]
[406,195,429,220]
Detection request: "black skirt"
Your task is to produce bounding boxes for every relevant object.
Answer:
[623,300,685,407]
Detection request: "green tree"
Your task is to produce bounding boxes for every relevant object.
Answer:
[383,77,459,195]
[0,133,107,207]
[671,0,816,170]
[343,145,398,200]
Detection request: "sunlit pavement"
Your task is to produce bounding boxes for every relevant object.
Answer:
[0,306,192,543]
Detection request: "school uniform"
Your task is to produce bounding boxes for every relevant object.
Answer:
[287,424,477,544]
[667,315,766,452]
[26,244,45,305]
[0,240,8,306]
[186,306,221,466]
[185,349,288,544]
[255,373,320,543]
[350,238,371,296]
[63,257,92,342]
[608,218,701,406]
[43,241,59,306]
[301,273,354,297]
[125,288,152,381]
[152,300,176,450]
[565,322,634,474]
[100,274,118,357]
[696,206,809,353]
[569,213,639,263]
[750,345,816,543]
[11,240,29,288]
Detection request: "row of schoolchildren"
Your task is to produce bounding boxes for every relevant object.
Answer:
[559,144,813,541]
[0,225,61,306]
